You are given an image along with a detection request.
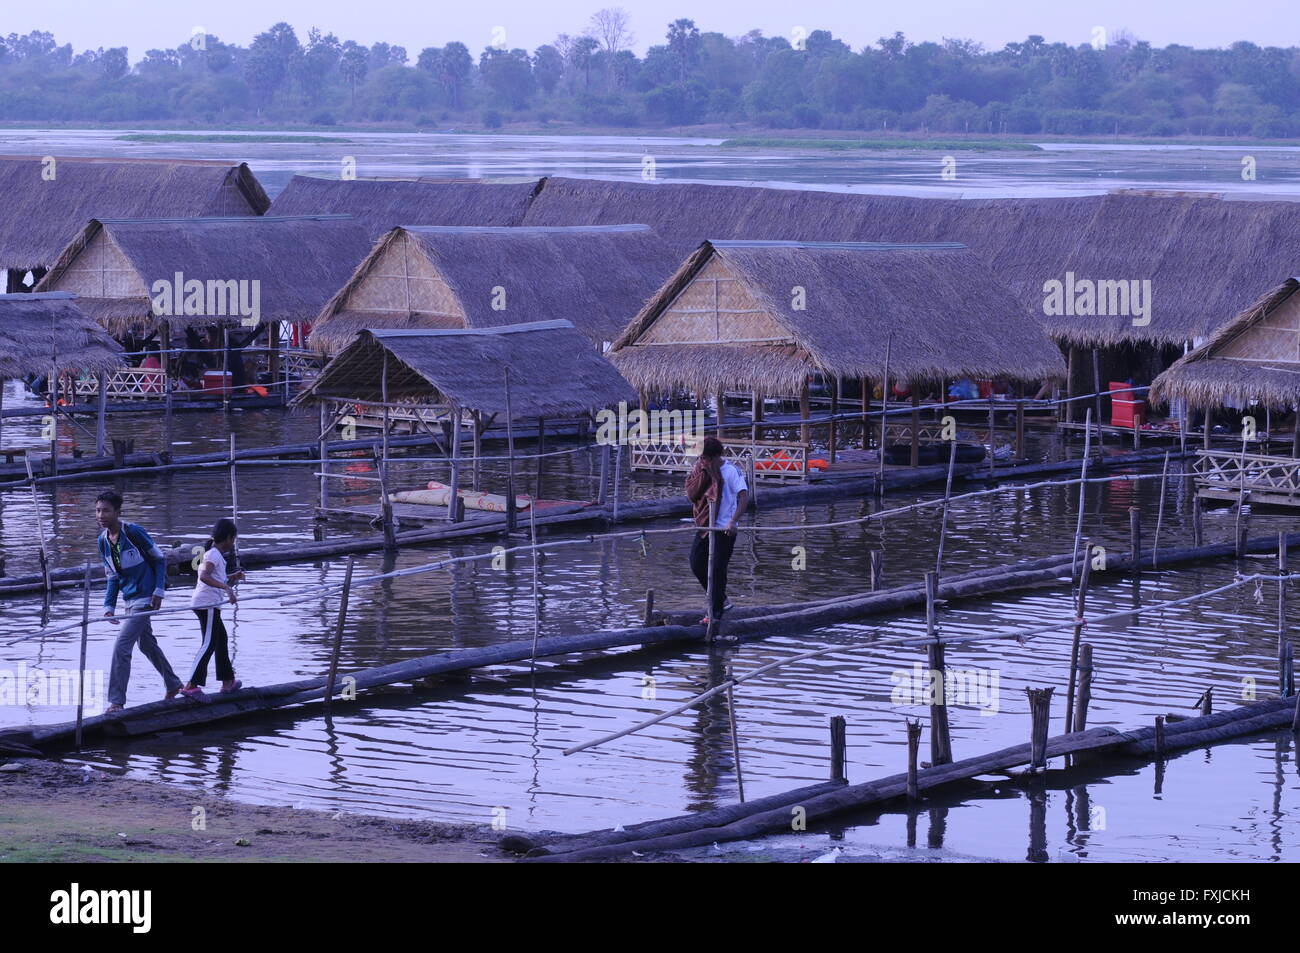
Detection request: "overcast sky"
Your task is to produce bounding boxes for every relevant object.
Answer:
[8,0,1295,58]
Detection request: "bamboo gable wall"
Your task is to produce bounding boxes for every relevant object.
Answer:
[340,232,464,323]
[637,257,788,346]
[45,229,147,298]
[1216,289,1300,365]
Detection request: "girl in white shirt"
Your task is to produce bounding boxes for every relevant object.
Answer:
[182,518,245,698]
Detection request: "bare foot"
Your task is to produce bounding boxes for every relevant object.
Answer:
[105,704,124,715]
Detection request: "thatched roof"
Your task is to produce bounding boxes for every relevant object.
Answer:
[521,176,1100,315]
[609,240,1067,394]
[35,215,373,332]
[1150,278,1300,410]
[296,320,635,417]
[267,175,542,238]
[1046,192,1300,347]
[308,224,677,355]
[0,292,123,378]
[0,155,269,271]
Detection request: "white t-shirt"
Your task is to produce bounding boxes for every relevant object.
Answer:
[191,548,229,609]
[714,461,749,528]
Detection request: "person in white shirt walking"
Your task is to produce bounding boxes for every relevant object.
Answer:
[684,436,749,624]
[182,518,245,699]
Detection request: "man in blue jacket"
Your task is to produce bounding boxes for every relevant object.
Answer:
[96,491,181,713]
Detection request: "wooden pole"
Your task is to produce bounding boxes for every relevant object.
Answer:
[909,389,920,468]
[597,443,610,505]
[229,434,239,521]
[860,377,870,451]
[906,719,921,800]
[317,403,329,511]
[47,368,58,477]
[1280,532,1291,697]
[1152,451,1169,569]
[1065,346,1076,423]
[448,405,462,523]
[869,549,883,591]
[726,670,745,802]
[75,563,91,750]
[95,372,108,457]
[829,715,847,783]
[535,417,546,502]
[935,438,958,578]
[1192,493,1204,548]
[643,589,655,628]
[1070,409,1093,579]
[877,335,892,496]
[987,396,996,479]
[799,377,810,446]
[1026,687,1054,772]
[705,499,718,640]
[221,326,231,413]
[473,412,484,492]
[1091,348,1103,444]
[1234,433,1248,557]
[1065,548,1092,732]
[375,446,396,551]
[323,556,355,715]
[0,378,4,460]
[530,496,540,660]
[1072,643,1093,732]
[751,389,761,444]
[163,325,174,451]
[1203,414,1212,450]
[1015,399,1025,460]
[1199,688,1212,717]
[612,444,622,524]
[504,371,517,534]
[1128,506,1140,571]
[25,455,50,593]
[1154,714,1166,757]
[926,570,952,766]
[828,376,839,464]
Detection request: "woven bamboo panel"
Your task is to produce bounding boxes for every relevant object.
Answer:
[52,230,147,298]
[1218,291,1300,363]
[344,233,463,321]
[640,257,785,345]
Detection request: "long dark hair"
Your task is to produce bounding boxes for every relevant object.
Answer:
[204,517,238,551]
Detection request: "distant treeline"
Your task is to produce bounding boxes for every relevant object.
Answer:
[3,12,1299,137]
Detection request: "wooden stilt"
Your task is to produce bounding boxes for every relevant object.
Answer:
[1154,715,1166,757]
[877,335,892,497]
[1091,348,1103,444]
[95,373,107,457]
[726,671,744,802]
[323,556,355,716]
[987,396,996,479]
[828,376,838,464]
[317,403,330,511]
[1152,451,1169,568]
[448,406,463,523]
[75,563,90,750]
[869,549,883,591]
[909,388,920,468]
[597,443,610,506]
[504,372,517,534]
[643,589,655,628]
[906,719,921,800]
[935,439,958,578]
[829,715,847,783]
[1072,643,1093,732]
[1129,506,1141,569]
[861,377,870,451]
[799,378,810,447]
[926,571,952,766]
[1026,687,1054,772]
[1280,532,1291,697]
[705,499,718,640]
[535,417,546,502]
[1065,548,1092,732]
[1015,399,1025,460]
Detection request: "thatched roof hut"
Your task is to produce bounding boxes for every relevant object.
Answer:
[1150,278,1300,410]
[309,223,678,355]
[267,175,542,238]
[0,292,123,379]
[296,320,635,417]
[521,176,1101,315]
[0,155,269,276]
[609,239,1067,395]
[34,215,373,333]
[1047,191,1300,348]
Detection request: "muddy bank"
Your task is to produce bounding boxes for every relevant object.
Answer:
[0,758,505,863]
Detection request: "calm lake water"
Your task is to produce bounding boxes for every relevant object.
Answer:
[1,131,1298,861]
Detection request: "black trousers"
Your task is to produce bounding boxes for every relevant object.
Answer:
[689,530,736,617]
[189,608,234,686]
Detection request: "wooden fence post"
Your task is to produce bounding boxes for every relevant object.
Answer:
[1072,643,1093,732]
[1026,686,1054,773]
[829,715,847,783]
[926,571,952,766]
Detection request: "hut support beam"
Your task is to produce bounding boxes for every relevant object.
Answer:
[799,379,810,447]
[909,388,920,469]
[861,378,870,450]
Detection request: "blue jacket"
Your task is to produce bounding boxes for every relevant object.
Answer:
[98,522,167,610]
